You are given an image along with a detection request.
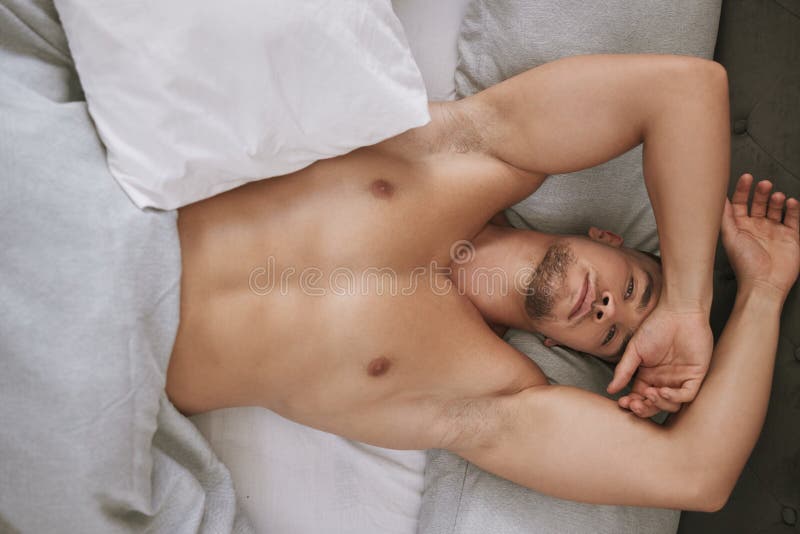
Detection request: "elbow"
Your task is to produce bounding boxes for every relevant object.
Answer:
[698,58,728,91]
[692,58,729,102]
[695,487,731,513]
[702,60,729,105]
[703,496,730,514]
[675,56,728,86]
[663,56,729,103]
[684,469,735,513]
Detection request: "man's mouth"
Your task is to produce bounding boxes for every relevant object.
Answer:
[568,273,594,322]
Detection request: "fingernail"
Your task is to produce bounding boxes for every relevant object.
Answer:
[661,390,671,400]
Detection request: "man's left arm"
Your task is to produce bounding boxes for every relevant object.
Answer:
[450,179,798,507]
[461,54,730,414]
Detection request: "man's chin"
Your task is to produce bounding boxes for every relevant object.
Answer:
[525,240,575,319]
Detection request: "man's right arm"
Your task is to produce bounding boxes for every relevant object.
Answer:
[464,54,730,411]
[445,177,799,511]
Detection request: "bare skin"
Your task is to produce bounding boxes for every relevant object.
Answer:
[167,55,800,509]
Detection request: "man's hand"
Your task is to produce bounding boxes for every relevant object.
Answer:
[608,303,712,417]
[722,174,800,298]
[609,173,800,418]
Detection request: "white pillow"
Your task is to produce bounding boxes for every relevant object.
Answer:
[391,0,473,101]
[55,0,430,209]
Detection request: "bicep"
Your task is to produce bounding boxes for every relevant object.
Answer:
[471,54,709,176]
[449,384,701,509]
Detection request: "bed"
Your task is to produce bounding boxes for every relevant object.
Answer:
[1,1,797,533]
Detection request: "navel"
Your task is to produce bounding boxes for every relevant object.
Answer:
[367,356,392,377]
[369,179,395,199]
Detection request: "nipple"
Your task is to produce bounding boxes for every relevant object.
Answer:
[369,179,395,199]
[367,356,392,377]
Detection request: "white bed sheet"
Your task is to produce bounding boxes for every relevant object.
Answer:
[191,1,471,533]
[191,408,426,534]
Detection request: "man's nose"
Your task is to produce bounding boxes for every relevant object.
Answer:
[592,291,615,323]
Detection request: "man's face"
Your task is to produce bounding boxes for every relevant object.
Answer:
[525,233,662,361]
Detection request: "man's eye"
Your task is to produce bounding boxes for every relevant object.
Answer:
[625,277,634,299]
[602,324,616,345]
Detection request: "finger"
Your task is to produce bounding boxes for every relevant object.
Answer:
[620,382,646,411]
[619,362,682,384]
[607,346,641,394]
[785,197,800,231]
[618,392,645,410]
[629,398,660,419]
[659,380,702,404]
[767,191,785,222]
[730,173,753,218]
[643,387,682,412]
[629,392,646,402]
[640,400,660,418]
[750,180,773,218]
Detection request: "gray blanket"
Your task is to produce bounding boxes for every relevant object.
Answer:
[0,1,251,532]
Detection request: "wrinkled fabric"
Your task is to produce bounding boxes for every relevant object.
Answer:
[0,1,251,531]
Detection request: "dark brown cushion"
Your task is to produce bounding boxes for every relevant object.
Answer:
[679,1,800,532]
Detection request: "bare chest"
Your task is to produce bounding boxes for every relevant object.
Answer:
[168,148,530,415]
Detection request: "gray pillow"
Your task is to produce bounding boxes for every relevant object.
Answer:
[457,0,721,252]
[420,1,721,533]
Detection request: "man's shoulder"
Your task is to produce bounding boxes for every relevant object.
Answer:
[428,294,548,392]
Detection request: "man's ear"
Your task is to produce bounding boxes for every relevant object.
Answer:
[543,337,559,348]
[587,226,623,248]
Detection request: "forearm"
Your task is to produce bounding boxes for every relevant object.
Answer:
[664,285,783,492]
[641,68,730,309]
[455,288,784,510]
[478,54,730,307]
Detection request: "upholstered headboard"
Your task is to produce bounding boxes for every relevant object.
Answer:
[680,1,800,532]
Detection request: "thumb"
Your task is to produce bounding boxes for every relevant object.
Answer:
[721,198,735,239]
[607,342,642,394]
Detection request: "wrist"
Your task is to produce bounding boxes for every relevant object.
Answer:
[660,263,714,314]
[736,279,788,307]
[661,284,713,314]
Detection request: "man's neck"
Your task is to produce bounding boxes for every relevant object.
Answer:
[452,225,554,330]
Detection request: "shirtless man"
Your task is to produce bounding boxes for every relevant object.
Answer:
[167,55,800,510]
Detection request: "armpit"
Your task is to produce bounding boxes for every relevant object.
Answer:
[436,378,547,453]
[429,101,488,154]
[382,101,489,157]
